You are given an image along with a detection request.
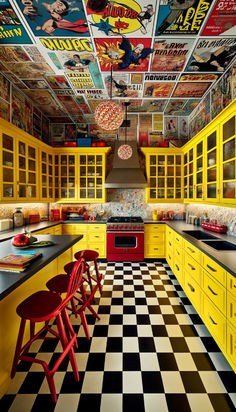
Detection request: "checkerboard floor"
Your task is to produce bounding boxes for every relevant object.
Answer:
[1,261,236,412]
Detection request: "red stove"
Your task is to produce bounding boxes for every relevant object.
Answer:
[106,216,144,262]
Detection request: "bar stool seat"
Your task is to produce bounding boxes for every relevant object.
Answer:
[11,259,85,403]
[74,249,103,298]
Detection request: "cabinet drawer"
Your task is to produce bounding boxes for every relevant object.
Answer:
[145,224,165,234]
[174,232,183,247]
[202,271,226,315]
[144,243,165,258]
[88,232,106,243]
[166,227,174,239]
[173,258,183,286]
[166,250,174,270]
[54,225,62,235]
[184,240,201,262]
[227,293,236,329]
[203,254,226,286]
[184,252,201,285]
[174,244,183,261]
[227,272,236,298]
[202,294,226,350]
[145,232,165,243]
[88,242,106,258]
[184,271,201,313]
[227,323,236,369]
[166,238,174,250]
[88,224,106,233]
[62,224,87,235]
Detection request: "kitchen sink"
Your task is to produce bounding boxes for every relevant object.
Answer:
[182,230,219,240]
[201,240,236,251]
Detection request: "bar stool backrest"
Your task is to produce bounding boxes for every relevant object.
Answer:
[60,258,86,309]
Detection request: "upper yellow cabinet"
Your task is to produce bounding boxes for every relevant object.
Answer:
[141,148,183,203]
[220,111,236,204]
[40,150,54,202]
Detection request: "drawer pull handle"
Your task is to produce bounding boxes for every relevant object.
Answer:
[206,264,216,272]
[154,248,159,250]
[176,238,180,242]
[208,285,218,296]
[154,236,159,238]
[209,315,217,325]
[168,255,171,260]
[188,283,195,292]
[177,250,180,255]
[233,284,236,288]
[187,263,195,271]
[175,264,179,271]
[94,235,99,238]
[169,242,172,246]
[187,247,195,253]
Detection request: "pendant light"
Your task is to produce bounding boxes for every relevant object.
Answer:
[118,102,132,160]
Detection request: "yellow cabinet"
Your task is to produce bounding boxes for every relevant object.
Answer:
[202,293,226,351]
[184,251,201,285]
[144,224,165,258]
[220,111,236,204]
[58,152,77,201]
[40,150,54,202]
[202,270,226,315]
[183,146,194,202]
[205,126,220,203]
[184,271,201,314]
[202,254,226,286]
[87,224,106,258]
[194,137,205,202]
[0,132,16,201]
[227,323,236,369]
[141,148,183,203]
[227,292,236,329]
[183,240,201,263]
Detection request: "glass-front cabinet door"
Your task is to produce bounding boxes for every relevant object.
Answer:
[183,147,194,201]
[143,149,183,202]
[58,153,77,201]
[78,154,104,202]
[1,133,16,201]
[17,140,38,201]
[220,113,236,204]
[194,139,204,201]
[205,127,219,202]
[40,150,54,202]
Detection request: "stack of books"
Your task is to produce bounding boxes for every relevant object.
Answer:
[0,250,42,273]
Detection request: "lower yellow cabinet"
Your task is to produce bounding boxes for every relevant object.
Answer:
[144,224,165,258]
[202,294,226,351]
[227,323,236,369]
[184,271,201,314]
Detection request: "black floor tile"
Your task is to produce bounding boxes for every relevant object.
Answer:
[106,337,123,352]
[170,337,189,352]
[138,337,156,352]
[86,353,105,371]
[135,298,147,305]
[98,305,111,314]
[142,371,164,393]
[78,394,101,412]
[109,314,123,324]
[209,394,236,412]
[0,395,15,412]
[201,337,221,352]
[180,325,197,337]
[181,371,206,393]
[123,325,138,337]
[60,371,84,393]
[93,325,109,337]
[218,371,236,392]
[158,353,178,371]
[136,314,150,324]
[166,394,191,412]
[123,353,141,371]
[123,305,136,314]
[151,325,168,337]
[102,372,122,393]
[123,394,145,412]
[192,353,216,371]
[148,305,161,314]
[162,314,178,324]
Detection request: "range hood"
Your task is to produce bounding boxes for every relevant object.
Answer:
[104,141,147,189]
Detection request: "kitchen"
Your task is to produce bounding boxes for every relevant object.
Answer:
[0,0,236,411]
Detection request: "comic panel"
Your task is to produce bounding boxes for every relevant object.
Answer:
[23,89,67,116]
[0,46,31,62]
[44,75,71,89]
[165,100,186,115]
[150,38,194,72]
[0,73,10,102]
[16,0,89,37]
[103,73,143,98]
[185,38,236,72]
[201,0,236,36]
[21,79,49,89]
[143,82,175,98]
[0,0,32,44]
[179,73,220,82]
[155,0,213,36]
[3,62,53,80]
[173,82,211,97]
[86,0,156,37]
[94,38,153,72]
[39,37,104,89]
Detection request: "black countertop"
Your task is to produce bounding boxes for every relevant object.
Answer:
[0,235,83,301]
[145,220,236,277]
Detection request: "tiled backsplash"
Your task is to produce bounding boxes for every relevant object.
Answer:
[0,204,49,222]
[186,204,236,237]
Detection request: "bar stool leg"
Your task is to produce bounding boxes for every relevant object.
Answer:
[94,259,103,295]
[11,318,26,378]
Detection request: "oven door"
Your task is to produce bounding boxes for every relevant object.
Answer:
[107,231,144,261]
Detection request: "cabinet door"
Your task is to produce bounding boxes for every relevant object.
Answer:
[78,153,105,203]
[183,147,194,201]
[220,113,236,204]
[17,140,38,201]
[147,152,183,202]
[40,150,54,202]
[205,127,219,202]
[194,138,204,202]
[1,133,16,201]
[59,154,77,201]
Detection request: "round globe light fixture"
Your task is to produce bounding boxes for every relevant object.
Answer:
[94,101,124,131]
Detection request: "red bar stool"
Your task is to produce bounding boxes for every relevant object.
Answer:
[74,250,103,300]
[11,258,85,403]
[46,260,100,340]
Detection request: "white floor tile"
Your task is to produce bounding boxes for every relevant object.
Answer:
[54,394,80,412]
[7,373,28,394]
[100,394,122,412]
[199,371,227,393]
[8,395,36,412]
[123,371,143,393]
[187,394,215,412]
[104,353,123,371]
[89,337,107,352]
[185,337,207,352]
[161,371,185,393]
[154,337,172,353]
[140,353,160,371]
[108,325,123,337]
[81,372,103,393]
[175,353,198,371]
[144,394,169,412]
[123,337,139,352]
[137,325,153,337]
[166,325,183,337]
[123,314,137,325]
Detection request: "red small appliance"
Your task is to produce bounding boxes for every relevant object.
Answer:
[50,209,60,221]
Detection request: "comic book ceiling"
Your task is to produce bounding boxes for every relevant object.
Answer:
[0,0,235,126]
